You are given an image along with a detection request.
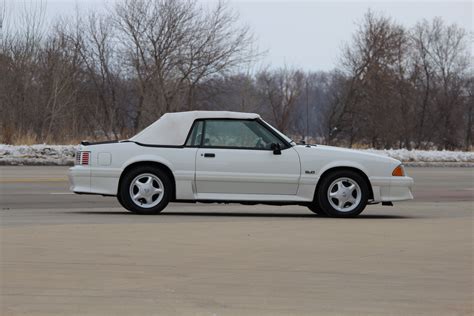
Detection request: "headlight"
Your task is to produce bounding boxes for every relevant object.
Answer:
[392,165,405,176]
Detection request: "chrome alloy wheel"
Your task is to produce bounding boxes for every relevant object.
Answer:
[327,177,362,212]
[129,173,164,208]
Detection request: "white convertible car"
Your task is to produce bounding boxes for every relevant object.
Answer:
[69,111,413,217]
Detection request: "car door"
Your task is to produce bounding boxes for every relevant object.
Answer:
[194,119,301,195]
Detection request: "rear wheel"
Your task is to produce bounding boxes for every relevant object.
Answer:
[316,170,369,217]
[118,166,172,215]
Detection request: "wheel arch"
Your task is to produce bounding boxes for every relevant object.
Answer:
[315,166,374,201]
[118,161,176,201]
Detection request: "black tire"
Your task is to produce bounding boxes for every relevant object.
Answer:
[116,192,126,209]
[118,166,172,215]
[316,170,369,218]
[307,203,328,216]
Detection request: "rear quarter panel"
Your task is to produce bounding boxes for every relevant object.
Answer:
[86,142,197,198]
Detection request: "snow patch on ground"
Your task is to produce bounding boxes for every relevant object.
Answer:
[0,144,472,166]
[0,144,78,166]
[363,149,474,163]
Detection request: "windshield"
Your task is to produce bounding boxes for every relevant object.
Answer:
[260,119,296,146]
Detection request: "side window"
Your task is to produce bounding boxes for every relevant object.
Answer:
[185,120,204,146]
[202,119,284,149]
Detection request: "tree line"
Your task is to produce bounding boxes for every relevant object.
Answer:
[0,0,472,150]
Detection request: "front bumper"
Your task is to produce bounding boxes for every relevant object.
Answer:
[370,176,414,202]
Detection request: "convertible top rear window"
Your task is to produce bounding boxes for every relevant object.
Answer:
[185,121,204,147]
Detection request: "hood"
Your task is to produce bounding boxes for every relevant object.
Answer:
[293,144,402,178]
[294,144,401,166]
[311,145,399,161]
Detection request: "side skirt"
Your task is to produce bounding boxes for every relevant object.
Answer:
[73,191,116,197]
[174,199,310,206]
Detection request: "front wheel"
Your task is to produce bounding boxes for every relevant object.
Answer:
[118,166,172,215]
[307,203,328,216]
[316,170,369,217]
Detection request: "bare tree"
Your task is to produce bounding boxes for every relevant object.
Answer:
[464,76,473,150]
[334,11,406,148]
[195,72,260,113]
[0,0,47,143]
[257,67,304,133]
[1,3,471,149]
[37,27,81,141]
[69,12,126,140]
[0,0,5,43]
[411,18,469,149]
[113,0,256,131]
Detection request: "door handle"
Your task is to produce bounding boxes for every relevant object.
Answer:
[203,153,215,158]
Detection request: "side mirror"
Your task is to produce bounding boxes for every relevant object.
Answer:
[271,143,282,155]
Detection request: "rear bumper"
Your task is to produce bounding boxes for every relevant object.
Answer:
[370,176,414,203]
[68,166,91,193]
[69,166,120,195]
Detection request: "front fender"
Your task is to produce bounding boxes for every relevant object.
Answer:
[297,158,373,201]
[316,160,370,179]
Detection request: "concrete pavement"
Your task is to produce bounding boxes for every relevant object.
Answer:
[0,167,473,315]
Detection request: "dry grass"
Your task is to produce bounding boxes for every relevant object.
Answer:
[10,133,40,145]
[2,131,473,151]
[1,132,104,146]
[348,143,373,149]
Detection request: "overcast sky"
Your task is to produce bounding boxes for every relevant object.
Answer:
[4,0,473,71]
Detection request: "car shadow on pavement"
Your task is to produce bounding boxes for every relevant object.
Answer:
[161,212,411,219]
[70,211,412,219]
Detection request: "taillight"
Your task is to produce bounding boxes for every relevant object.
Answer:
[75,151,91,165]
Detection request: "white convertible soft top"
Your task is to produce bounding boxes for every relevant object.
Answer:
[129,111,260,146]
